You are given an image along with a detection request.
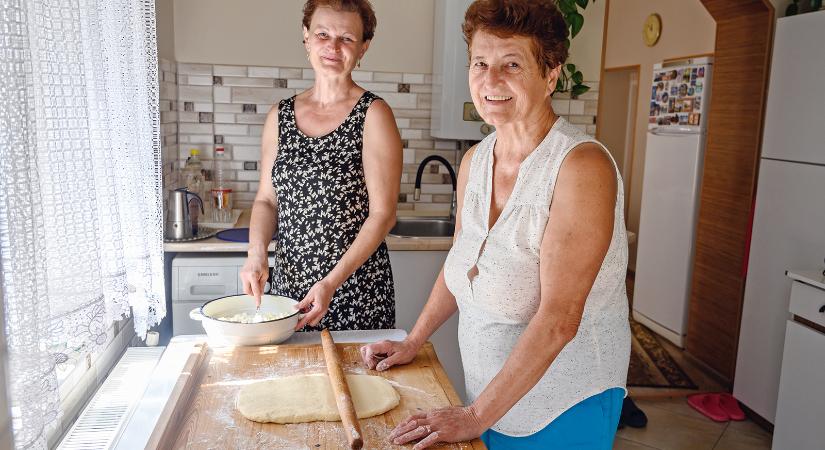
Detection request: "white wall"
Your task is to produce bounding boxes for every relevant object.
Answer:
[568,0,606,82]
[602,0,716,265]
[171,0,434,73]
[156,0,175,61]
[160,0,604,79]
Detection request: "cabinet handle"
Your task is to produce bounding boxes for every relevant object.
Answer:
[820,304,825,314]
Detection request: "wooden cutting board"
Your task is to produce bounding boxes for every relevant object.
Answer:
[148,341,486,449]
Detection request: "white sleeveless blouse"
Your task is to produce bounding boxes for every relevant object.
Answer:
[443,117,630,436]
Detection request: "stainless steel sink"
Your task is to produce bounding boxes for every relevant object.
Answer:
[389,217,455,238]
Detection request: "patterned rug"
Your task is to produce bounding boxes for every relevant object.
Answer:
[627,318,697,389]
[625,274,697,389]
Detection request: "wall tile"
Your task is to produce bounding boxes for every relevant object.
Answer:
[178,85,212,102]
[185,75,213,86]
[177,63,212,76]
[215,103,243,113]
[232,87,294,104]
[287,79,313,90]
[214,113,236,123]
[169,62,600,212]
[248,67,279,78]
[236,170,260,181]
[351,70,372,81]
[374,72,402,83]
[214,124,249,135]
[403,73,426,84]
[214,65,247,77]
[232,145,261,161]
[213,86,232,103]
[360,82,399,93]
[178,123,213,134]
[379,93,418,109]
[280,68,303,79]
[221,77,274,88]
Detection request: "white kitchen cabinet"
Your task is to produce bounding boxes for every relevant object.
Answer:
[772,272,825,449]
[389,250,466,402]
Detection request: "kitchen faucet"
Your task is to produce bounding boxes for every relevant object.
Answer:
[413,155,457,222]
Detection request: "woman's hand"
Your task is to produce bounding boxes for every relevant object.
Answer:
[359,339,420,371]
[240,255,268,308]
[293,279,335,330]
[388,406,485,449]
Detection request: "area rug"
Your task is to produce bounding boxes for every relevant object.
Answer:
[627,318,698,389]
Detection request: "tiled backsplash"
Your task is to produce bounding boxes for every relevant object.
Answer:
[158,58,599,213]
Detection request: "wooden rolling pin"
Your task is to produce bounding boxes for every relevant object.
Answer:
[320,329,364,450]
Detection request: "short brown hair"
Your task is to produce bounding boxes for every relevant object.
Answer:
[462,0,569,75]
[302,0,377,41]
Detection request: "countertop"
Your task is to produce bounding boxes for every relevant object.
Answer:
[164,210,636,253]
[164,209,453,252]
[114,330,408,450]
[786,269,825,291]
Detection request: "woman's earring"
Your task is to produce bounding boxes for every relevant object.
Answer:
[357,59,361,68]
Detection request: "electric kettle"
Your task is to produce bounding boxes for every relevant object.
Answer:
[166,188,204,240]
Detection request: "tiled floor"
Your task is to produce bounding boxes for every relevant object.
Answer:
[614,396,773,449]
[617,328,772,448]
[618,274,773,449]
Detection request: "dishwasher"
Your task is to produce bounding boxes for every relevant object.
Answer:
[171,253,275,336]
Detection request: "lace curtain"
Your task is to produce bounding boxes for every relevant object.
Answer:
[0,0,164,447]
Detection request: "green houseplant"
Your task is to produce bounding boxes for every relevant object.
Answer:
[555,0,595,98]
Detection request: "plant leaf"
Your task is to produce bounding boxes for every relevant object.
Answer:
[575,0,589,8]
[571,84,590,97]
[572,70,583,84]
[569,12,584,38]
[558,0,576,15]
[566,63,577,73]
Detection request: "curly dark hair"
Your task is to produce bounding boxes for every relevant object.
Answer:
[302,0,377,41]
[462,0,569,75]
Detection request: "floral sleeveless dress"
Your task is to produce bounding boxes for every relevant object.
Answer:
[269,91,395,331]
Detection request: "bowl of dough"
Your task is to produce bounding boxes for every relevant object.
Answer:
[189,294,301,346]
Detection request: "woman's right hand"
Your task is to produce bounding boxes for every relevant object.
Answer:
[360,339,420,372]
[240,255,268,308]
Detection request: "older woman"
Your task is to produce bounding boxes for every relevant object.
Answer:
[240,0,402,331]
[360,0,630,448]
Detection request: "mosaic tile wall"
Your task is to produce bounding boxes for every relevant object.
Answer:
[159,58,599,214]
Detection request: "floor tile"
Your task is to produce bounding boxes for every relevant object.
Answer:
[713,420,772,450]
[634,397,715,422]
[614,437,660,449]
[616,400,727,450]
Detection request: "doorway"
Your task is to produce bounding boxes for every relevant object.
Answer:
[597,66,639,217]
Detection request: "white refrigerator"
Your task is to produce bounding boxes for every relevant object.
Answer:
[632,57,713,348]
[734,10,825,424]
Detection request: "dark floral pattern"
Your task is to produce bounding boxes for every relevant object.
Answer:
[270,91,395,331]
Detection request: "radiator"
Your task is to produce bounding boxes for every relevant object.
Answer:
[57,347,164,450]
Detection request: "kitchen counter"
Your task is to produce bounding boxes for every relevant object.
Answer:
[163,209,453,252]
[786,269,825,291]
[114,330,408,450]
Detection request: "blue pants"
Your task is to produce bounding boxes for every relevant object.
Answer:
[481,388,624,449]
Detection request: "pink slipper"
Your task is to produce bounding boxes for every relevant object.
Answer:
[718,393,745,421]
[687,393,729,422]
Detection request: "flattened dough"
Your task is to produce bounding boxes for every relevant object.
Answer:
[237,373,400,423]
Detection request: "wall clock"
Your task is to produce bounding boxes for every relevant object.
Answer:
[643,13,662,47]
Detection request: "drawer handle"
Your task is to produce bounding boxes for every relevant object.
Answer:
[820,304,825,314]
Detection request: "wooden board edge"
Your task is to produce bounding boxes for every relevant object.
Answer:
[145,343,210,450]
[421,343,487,449]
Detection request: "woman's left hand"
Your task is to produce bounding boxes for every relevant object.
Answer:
[388,406,485,449]
[294,279,335,330]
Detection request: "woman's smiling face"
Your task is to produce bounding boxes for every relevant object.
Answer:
[468,29,559,126]
[303,7,369,75]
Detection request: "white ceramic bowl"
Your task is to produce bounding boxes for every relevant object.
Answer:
[189,294,301,346]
